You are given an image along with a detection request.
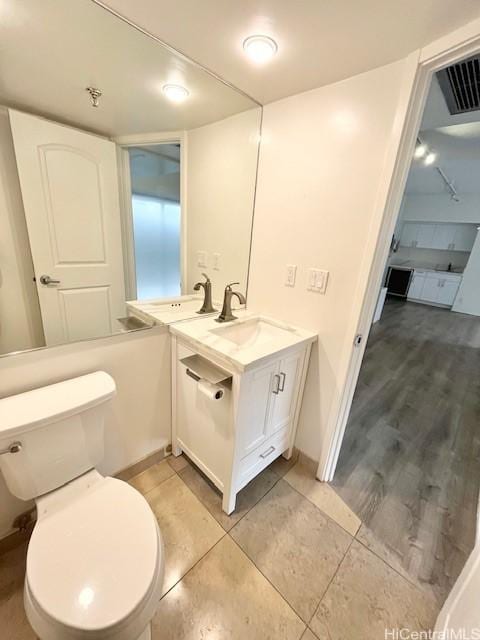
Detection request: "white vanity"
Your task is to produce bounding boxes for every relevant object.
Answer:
[170,312,317,513]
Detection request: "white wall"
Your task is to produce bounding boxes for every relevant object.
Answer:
[0,327,171,539]
[248,58,414,461]
[0,107,44,355]
[402,193,480,224]
[453,231,480,315]
[186,108,261,302]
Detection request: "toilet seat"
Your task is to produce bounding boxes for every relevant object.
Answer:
[24,471,164,640]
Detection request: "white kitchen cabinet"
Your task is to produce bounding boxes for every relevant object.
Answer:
[172,334,313,514]
[416,224,436,248]
[400,222,477,252]
[431,224,456,250]
[407,269,461,307]
[407,272,426,299]
[421,275,442,303]
[400,223,418,247]
[453,225,477,252]
[437,279,461,306]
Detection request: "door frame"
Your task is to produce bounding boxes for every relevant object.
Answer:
[114,131,187,301]
[320,18,480,481]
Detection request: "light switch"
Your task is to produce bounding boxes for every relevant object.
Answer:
[197,251,207,268]
[308,268,329,294]
[285,264,297,287]
[213,253,220,271]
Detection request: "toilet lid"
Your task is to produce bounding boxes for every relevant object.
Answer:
[26,477,160,633]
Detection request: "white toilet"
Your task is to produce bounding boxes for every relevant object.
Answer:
[0,371,164,640]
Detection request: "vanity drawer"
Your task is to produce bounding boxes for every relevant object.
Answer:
[236,427,289,491]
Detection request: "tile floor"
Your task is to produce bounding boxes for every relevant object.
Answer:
[1,453,439,640]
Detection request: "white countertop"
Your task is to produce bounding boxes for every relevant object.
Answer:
[170,310,317,372]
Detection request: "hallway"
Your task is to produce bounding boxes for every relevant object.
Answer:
[332,298,480,602]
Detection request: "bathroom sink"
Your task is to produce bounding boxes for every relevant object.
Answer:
[170,312,317,371]
[126,295,219,325]
[210,318,294,348]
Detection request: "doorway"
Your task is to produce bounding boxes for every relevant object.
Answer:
[331,51,480,604]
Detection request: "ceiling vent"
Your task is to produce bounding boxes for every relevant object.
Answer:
[437,55,480,115]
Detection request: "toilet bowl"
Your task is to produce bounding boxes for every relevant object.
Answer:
[0,372,164,640]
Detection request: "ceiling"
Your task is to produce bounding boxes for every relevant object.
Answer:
[101,0,480,104]
[406,74,480,195]
[0,0,257,137]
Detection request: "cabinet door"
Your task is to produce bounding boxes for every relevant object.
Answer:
[400,223,418,248]
[269,351,303,437]
[453,226,477,252]
[437,279,460,306]
[421,276,440,302]
[432,224,456,250]
[407,274,425,299]
[416,224,436,248]
[239,361,278,456]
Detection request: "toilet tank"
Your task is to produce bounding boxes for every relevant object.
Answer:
[0,372,116,501]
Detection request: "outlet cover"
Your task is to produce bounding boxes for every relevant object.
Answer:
[285,264,297,287]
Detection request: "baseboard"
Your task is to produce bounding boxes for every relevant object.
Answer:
[114,446,169,481]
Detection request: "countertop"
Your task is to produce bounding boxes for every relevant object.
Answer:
[170,310,317,372]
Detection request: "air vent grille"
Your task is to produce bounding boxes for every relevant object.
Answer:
[437,56,480,115]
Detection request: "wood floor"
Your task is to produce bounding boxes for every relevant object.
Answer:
[332,298,480,603]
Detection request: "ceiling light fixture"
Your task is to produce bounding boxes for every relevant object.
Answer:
[414,143,426,158]
[243,35,278,64]
[162,84,189,103]
[424,152,436,166]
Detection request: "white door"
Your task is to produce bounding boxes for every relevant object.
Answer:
[9,110,125,345]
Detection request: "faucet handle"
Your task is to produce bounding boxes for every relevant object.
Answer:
[201,272,211,282]
[225,282,240,290]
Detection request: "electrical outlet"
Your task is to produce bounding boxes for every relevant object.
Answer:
[308,268,329,294]
[213,253,220,270]
[285,264,297,287]
[197,251,208,268]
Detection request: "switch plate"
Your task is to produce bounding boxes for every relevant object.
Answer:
[285,264,297,287]
[308,268,329,294]
[197,251,207,268]
[213,253,220,271]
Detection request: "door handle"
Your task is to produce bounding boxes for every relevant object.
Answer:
[39,275,61,286]
[278,372,286,392]
[272,374,280,394]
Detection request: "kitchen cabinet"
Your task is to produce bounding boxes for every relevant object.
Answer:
[400,222,477,252]
[407,270,462,307]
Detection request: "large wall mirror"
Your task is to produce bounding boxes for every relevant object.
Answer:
[0,0,261,357]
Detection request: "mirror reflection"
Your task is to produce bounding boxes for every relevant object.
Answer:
[0,0,261,357]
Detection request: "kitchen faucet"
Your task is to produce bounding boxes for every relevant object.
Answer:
[216,282,246,323]
[193,273,216,314]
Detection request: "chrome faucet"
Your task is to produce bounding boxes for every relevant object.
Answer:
[193,273,216,314]
[216,282,246,323]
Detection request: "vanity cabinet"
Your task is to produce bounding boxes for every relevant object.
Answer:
[171,335,312,514]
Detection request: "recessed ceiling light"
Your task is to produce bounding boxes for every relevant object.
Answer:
[243,35,278,64]
[162,84,189,103]
[424,152,436,165]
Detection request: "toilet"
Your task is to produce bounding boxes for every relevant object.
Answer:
[0,372,164,640]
